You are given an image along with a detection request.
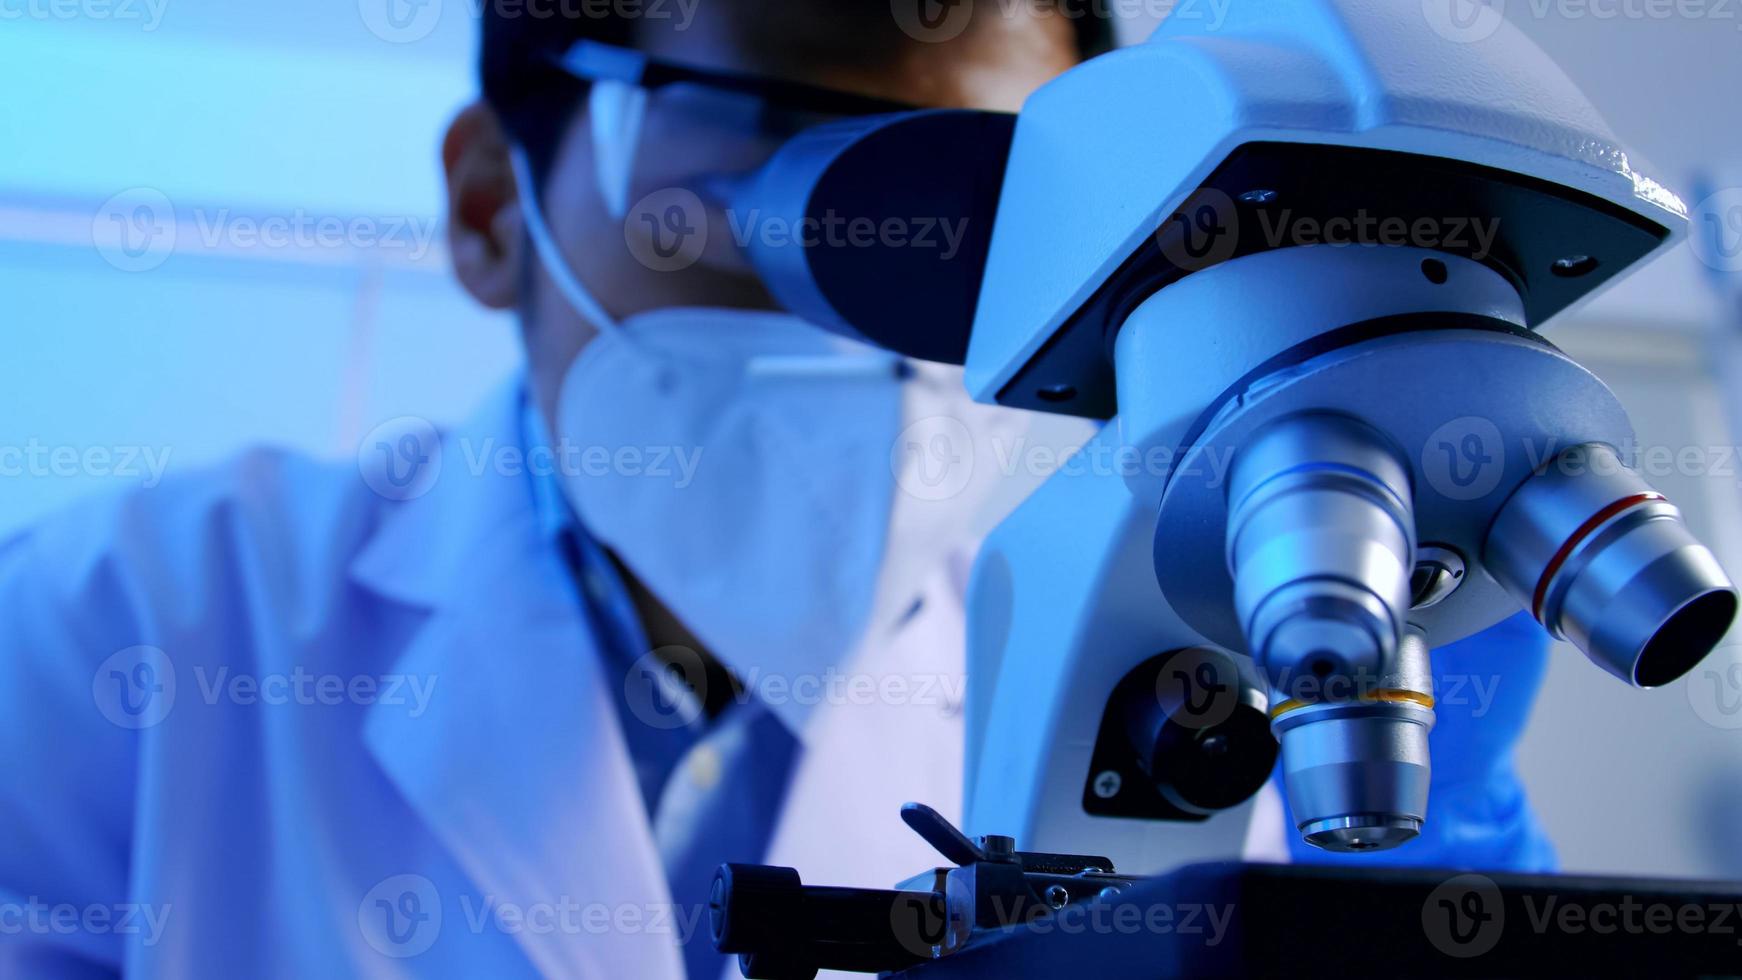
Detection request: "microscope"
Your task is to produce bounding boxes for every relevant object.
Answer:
[709,0,1741,974]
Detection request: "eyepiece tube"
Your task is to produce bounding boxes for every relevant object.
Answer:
[1485,443,1738,688]
[1226,413,1417,691]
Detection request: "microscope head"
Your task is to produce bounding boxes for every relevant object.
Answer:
[955,0,1734,854]
[963,0,1688,411]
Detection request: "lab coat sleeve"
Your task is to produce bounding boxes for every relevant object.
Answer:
[0,448,382,978]
[0,501,149,978]
[1280,611,1560,871]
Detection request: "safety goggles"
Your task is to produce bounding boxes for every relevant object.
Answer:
[550,39,919,118]
[512,40,921,216]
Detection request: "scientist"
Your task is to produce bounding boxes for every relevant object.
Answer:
[0,3,1554,978]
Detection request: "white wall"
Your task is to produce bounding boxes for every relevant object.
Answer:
[0,1,521,534]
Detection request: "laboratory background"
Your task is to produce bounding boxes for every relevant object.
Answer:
[6,0,1742,883]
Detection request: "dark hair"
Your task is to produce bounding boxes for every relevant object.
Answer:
[481,2,1115,143]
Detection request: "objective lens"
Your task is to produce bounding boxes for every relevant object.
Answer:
[1484,444,1738,688]
[1226,413,1417,691]
[1272,627,1435,853]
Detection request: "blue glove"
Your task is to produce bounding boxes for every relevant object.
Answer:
[1279,611,1558,871]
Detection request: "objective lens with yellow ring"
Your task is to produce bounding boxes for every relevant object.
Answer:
[1271,627,1436,852]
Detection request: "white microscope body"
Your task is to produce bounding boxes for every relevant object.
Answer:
[960,0,1735,871]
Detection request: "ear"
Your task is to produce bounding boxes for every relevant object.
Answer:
[442,101,524,310]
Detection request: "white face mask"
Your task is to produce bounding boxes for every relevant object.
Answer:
[554,309,906,726]
[512,145,908,726]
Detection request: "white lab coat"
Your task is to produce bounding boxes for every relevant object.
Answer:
[0,368,1087,979]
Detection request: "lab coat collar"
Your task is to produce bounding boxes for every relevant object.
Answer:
[350,378,687,979]
[348,380,539,609]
